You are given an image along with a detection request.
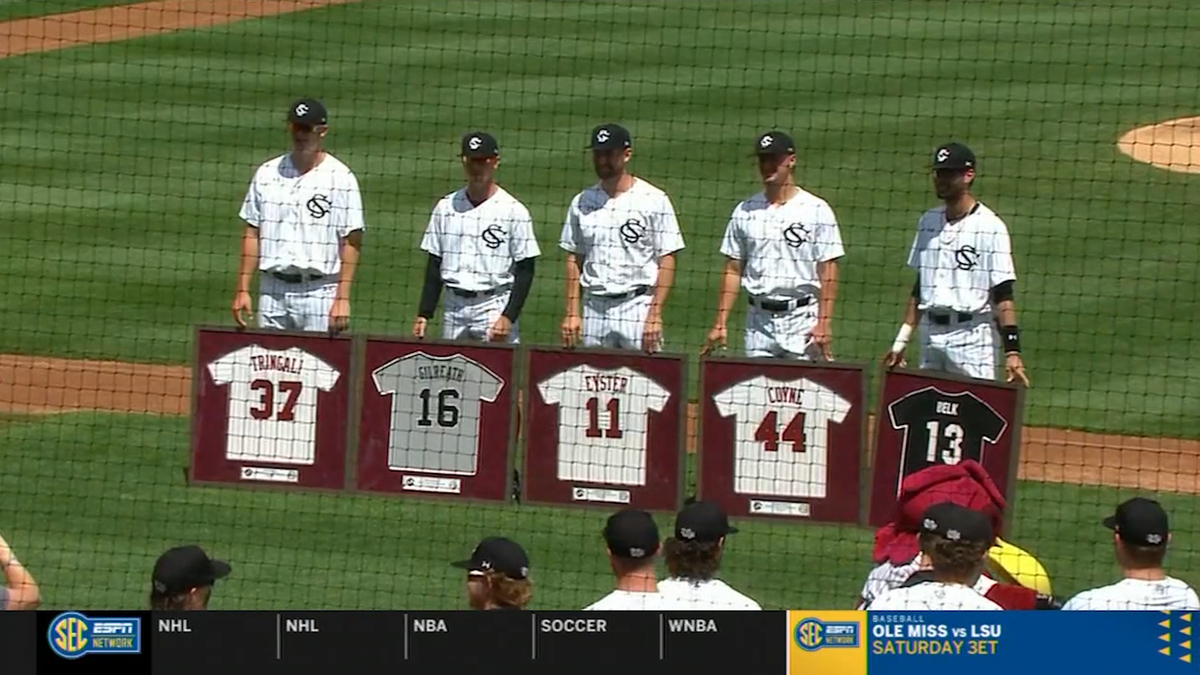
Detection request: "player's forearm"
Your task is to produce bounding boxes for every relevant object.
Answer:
[994,299,1017,326]
[236,226,260,294]
[564,254,582,316]
[418,254,443,319]
[649,254,676,315]
[502,257,536,322]
[335,232,363,300]
[817,259,839,323]
[713,259,741,326]
[0,540,39,610]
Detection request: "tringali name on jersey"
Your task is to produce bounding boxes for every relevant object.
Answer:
[250,354,304,374]
[417,364,467,382]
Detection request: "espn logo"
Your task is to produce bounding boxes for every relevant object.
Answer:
[794,618,859,652]
[48,612,142,659]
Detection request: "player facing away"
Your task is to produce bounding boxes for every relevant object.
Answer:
[560,124,686,353]
[585,509,683,610]
[703,131,844,360]
[414,132,540,343]
[148,545,232,611]
[883,143,1029,385]
[232,98,365,333]
[658,500,762,610]
[867,502,1003,611]
[1062,498,1200,611]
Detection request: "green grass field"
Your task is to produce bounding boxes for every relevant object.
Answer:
[0,0,1198,610]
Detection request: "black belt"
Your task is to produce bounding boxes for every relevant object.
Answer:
[589,286,650,301]
[748,295,813,313]
[928,312,975,326]
[449,285,511,299]
[270,271,326,284]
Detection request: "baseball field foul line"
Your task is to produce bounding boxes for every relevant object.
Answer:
[1,353,1197,495]
[0,0,362,59]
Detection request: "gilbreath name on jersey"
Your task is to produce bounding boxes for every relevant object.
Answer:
[417,364,468,383]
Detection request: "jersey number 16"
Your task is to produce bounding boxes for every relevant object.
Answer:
[418,388,460,428]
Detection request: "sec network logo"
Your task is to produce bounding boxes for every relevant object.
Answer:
[794,618,860,652]
[48,611,142,659]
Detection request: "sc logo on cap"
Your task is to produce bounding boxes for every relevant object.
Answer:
[596,129,610,143]
[295,103,309,117]
[936,148,951,162]
[48,612,142,659]
[760,135,773,148]
[468,136,483,150]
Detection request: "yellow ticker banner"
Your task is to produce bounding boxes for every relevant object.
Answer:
[788,610,868,675]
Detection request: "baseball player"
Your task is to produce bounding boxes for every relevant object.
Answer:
[414,132,540,343]
[1062,498,1199,610]
[451,536,533,611]
[560,123,686,353]
[703,131,843,360]
[883,143,1029,385]
[585,509,684,610]
[232,98,365,333]
[658,500,762,610]
[867,502,1003,610]
[148,545,232,611]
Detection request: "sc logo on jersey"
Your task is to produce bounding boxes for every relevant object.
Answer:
[619,219,645,244]
[782,222,810,248]
[794,618,859,652]
[48,612,142,659]
[481,224,506,249]
[954,244,979,270]
[306,194,332,219]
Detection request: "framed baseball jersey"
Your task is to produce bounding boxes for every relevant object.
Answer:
[355,338,516,503]
[190,326,353,491]
[523,347,686,512]
[868,367,1026,528]
[697,356,868,524]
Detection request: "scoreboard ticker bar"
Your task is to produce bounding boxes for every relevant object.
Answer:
[19,610,785,674]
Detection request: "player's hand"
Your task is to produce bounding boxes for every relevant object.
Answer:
[882,350,907,369]
[642,311,663,353]
[1005,353,1030,387]
[560,313,582,348]
[328,297,350,334]
[701,324,727,356]
[231,291,253,328]
[487,315,512,342]
[812,319,834,360]
[412,317,428,339]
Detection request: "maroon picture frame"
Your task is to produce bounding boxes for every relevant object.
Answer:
[354,337,517,503]
[522,347,686,513]
[190,326,353,493]
[697,356,869,524]
[867,367,1026,530]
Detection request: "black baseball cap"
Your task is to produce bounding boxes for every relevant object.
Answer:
[754,131,796,156]
[587,123,632,150]
[919,502,995,545]
[673,499,738,543]
[932,142,976,170]
[603,508,660,559]
[461,131,499,158]
[152,545,232,595]
[1104,497,1170,547]
[287,98,328,126]
[451,537,530,579]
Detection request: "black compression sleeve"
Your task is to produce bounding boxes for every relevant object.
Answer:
[991,280,1016,304]
[418,254,443,319]
[502,257,536,322]
[912,279,921,299]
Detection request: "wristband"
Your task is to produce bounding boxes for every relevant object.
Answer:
[890,324,914,353]
[1001,325,1021,354]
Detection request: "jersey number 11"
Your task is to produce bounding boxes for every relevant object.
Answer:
[585,397,623,439]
